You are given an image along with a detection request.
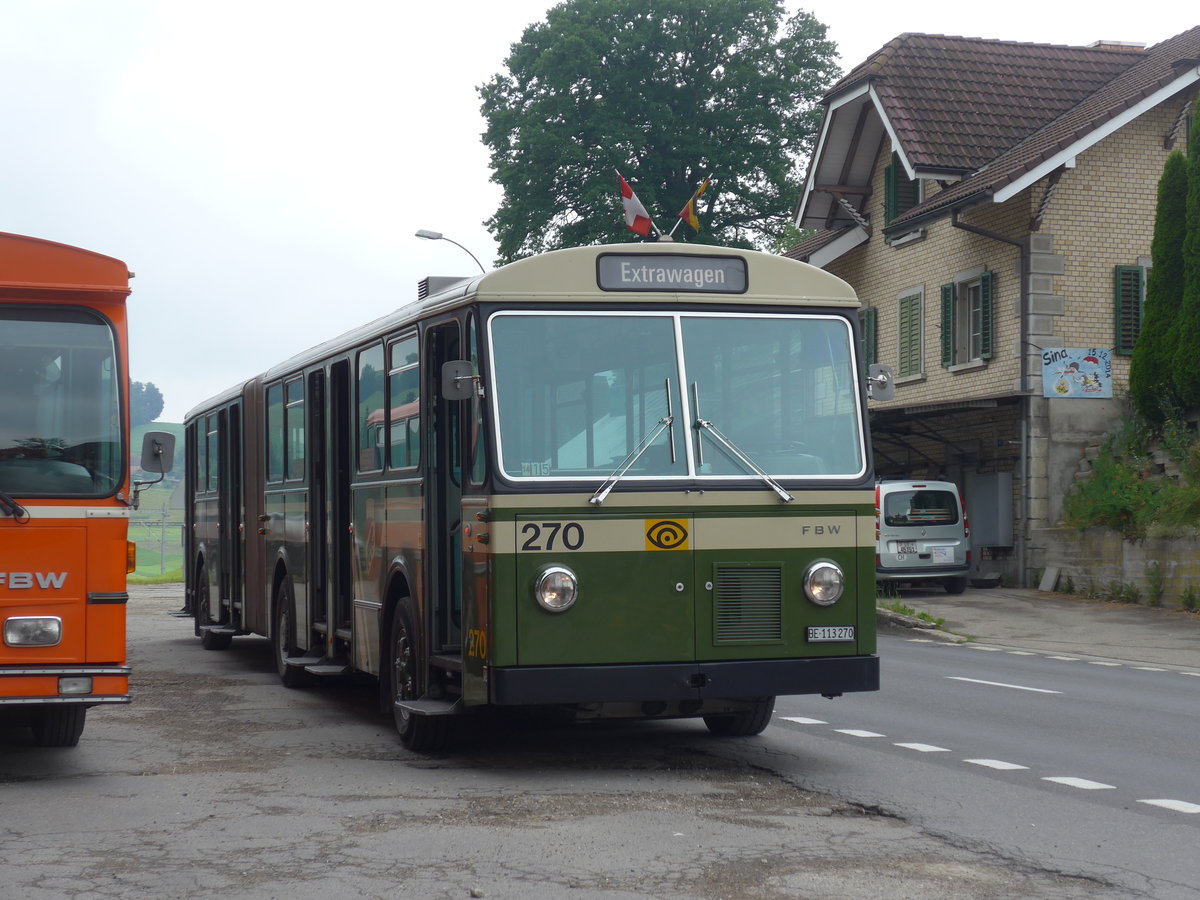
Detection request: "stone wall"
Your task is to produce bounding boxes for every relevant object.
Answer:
[1033,526,1200,603]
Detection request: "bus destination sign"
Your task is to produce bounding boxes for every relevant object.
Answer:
[596,253,748,294]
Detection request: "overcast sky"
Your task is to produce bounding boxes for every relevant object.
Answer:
[1,1,1193,422]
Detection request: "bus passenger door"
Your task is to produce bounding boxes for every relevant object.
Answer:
[426,322,463,656]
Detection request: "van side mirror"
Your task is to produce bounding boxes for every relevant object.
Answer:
[867,364,895,402]
[132,431,176,509]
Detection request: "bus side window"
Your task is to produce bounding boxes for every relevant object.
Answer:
[266,383,284,483]
[358,344,386,472]
[387,335,420,470]
[285,378,304,482]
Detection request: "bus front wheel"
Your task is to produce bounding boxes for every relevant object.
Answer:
[31,705,86,747]
[389,602,449,752]
[702,697,775,737]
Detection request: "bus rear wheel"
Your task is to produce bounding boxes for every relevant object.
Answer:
[702,697,775,737]
[274,580,312,689]
[196,568,233,651]
[31,705,86,747]
[389,602,449,753]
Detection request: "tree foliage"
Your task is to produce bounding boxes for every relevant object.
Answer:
[130,381,164,427]
[479,0,839,262]
[1129,150,1187,422]
[1174,98,1200,410]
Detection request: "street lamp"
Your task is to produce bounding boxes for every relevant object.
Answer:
[415,229,486,273]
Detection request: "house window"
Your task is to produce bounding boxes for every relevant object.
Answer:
[860,307,877,368]
[898,292,923,377]
[1114,265,1144,355]
[940,269,994,367]
[885,152,920,223]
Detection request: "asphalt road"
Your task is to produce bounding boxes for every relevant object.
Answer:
[765,630,1200,900]
[0,584,1135,900]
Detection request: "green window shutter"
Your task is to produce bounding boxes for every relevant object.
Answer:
[979,270,995,360]
[940,284,955,367]
[884,152,919,223]
[898,294,922,377]
[1114,265,1144,355]
[861,307,878,367]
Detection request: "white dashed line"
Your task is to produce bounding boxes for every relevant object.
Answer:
[779,716,827,725]
[835,729,886,738]
[1088,661,1122,667]
[968,645,1004,652]
[1007,650,1037,656]
[948,676,1061,694]
[964,759,1029,771]
[1133,666,1166,671]
[895,743,950,753]
[1182,672,1200,678]
[1138,799,1200,814]
[1043,776,1115,790]
[1047,656,1080,661]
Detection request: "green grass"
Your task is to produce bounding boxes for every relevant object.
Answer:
[877,597,945,628]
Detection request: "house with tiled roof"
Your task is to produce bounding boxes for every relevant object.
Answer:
[789,27,1200,587]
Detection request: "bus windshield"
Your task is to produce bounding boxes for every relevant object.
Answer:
[489,311,865,482]
[0,307,123,496]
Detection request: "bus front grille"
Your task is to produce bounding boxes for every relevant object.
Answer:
[713,566,782,642]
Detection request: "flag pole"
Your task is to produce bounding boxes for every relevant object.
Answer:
[670,174,712,237]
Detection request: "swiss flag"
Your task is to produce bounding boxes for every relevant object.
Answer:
[617,173,653,236]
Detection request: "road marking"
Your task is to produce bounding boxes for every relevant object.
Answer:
[1138,799,1200,814]
[835,729,885,738]
[1133,666,1166,671]
[895,743,950,753]
[1088,661,1122,667]
[1047,656,1080,661]
[964,759,1028,771]
[948,676,1061,694]
[1007,650,1036,656]
[969,645,1004,652]
[780,716,827,725]
[1043,777,1115,790]
[1183,672,1200,678]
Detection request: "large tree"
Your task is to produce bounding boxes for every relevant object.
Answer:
[130,381,164,427]
[1129,150,1187,422]
[479,0,839,262]
[1174,98,1200,410]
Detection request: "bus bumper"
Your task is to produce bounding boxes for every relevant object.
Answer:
[0,666,131,706]
[488,655,878,706]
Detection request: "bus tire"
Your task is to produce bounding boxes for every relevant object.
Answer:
[703,696,775,737]
[196,568,233,651]
[274,580,312,689]
[31,705,86,747]
[389,601,449,752]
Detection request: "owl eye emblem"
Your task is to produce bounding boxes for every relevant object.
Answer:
[646,520,688,550]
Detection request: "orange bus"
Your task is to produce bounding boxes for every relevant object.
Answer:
[0,232,172,746]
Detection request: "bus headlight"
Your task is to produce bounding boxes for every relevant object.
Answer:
[803,562,844,607]
[533,566,578,612]
[4,616,63,647]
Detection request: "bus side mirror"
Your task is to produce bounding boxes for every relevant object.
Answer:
[441,360,478,401]
[132,431,176,509]
[867,364,895,402]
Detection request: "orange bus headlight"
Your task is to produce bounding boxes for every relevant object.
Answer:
[3,616,63,647]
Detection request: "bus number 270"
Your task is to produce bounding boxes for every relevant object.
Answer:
[520,522,585,551]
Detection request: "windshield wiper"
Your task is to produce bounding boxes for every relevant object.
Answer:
[694,417,794,503]
[589,415,675,506]
[0,489,29,523]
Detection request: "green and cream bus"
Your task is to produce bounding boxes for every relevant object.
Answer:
[183,242,889,751]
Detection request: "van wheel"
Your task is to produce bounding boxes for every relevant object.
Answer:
[196,569,233,650]
[389,601,450,752]
[31,706,86,747]
[274,580,312,688]
[703,697,775,737]
[945,577,968,595]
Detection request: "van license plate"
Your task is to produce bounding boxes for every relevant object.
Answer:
[807,625,856,643]
[897,542,917,553]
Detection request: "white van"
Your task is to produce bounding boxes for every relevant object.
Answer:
[875,480,971,594]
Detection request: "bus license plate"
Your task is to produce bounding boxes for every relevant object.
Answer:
[897,542,917,553]
[807,625,856,643]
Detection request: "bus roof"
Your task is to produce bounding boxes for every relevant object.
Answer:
[186,242,859,419]
[0,231,130,299]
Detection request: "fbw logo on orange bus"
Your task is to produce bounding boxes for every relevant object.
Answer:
[645,519,689,551]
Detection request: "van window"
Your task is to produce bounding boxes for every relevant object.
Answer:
[883,489,959,527]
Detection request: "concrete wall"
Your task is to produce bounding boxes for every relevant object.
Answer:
[1033,526,1200,604]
